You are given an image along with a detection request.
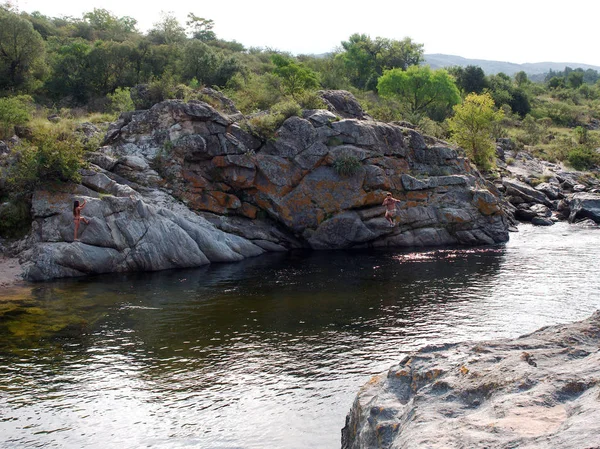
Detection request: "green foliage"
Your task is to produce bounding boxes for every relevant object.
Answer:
[271,54,320,100]
[223,72,282,113]
[8,124,85,191]
[449,65,487,94]
[181,40,243,87]
[567,147,598,170]
[447,93,504,171]
[107,86,134,113]
[0,95,33,138]
[337,34,424,90]
[377,65,460,119]
[0,9,48,92]
[82,8,137,41]
[333,154,362,176]
[246,99,301,140]
[148,12,186,45]
[185,13,216,41]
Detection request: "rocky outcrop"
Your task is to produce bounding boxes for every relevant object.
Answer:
[342,311,600,449]
[17,91,510,280]
[496,143,600,227]
[99,96,509,249]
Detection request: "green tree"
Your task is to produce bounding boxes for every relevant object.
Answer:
[186,13,216,41]
[82,8,137,41]
[567,71,584,89]
[450,65,487,94]
[377,65,460,118]
[514,70,529,87]
[44,38,92,103]
[447,93,504,171]
[148,11,186,45]
[336,33,423,90]
[0,9,48,92]
[271,54,319,99]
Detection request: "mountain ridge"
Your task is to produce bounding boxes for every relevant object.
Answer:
[425,53,600,77]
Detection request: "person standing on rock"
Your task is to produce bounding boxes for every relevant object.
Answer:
[73,199,90,241]
[382,192,401,227]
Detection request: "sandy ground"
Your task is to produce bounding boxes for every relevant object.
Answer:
[0,255,24,289]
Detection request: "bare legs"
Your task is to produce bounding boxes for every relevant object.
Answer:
[74,217,90,241]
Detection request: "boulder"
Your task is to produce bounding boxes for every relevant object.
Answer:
[318,90,370,120]
[568,193,600,223]
[342,311,600,449]
[503,179,552,206]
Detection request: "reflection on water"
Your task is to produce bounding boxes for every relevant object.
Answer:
[1,223,599,449]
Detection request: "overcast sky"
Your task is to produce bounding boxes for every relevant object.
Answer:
[15,0,600,67]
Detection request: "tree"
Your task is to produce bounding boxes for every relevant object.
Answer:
[514,71,529,87]
[271,54,319,99]
[377,65,460,118]
[567,71,584,89]
[447,93,504,171]
[83,8,137,41]
[0,9,48,92]
[186,13,216,41]
[336,33,424,90]
[148,11,186,45]
[181,40,243,87]
[449,65,487,94]
[376,37,424,71]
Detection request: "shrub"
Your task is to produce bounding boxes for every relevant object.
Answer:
[0,95,34,139]
[271,99,301,119]
[107,87,134,113]
[333,154,361,176]
[8,124,85,191]
[566,147,598,171]
[246,99,301,140]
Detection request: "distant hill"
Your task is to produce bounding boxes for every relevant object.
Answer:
[424,54,600,78]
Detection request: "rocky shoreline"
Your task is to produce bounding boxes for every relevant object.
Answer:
[342,311,600,449]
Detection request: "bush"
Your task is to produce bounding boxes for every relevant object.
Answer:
[246,99,301,140]
[0,95,34,139]
[567,147,598,171]
[8,124,85,191]
[107,87,134,113]
[333,154,361,176]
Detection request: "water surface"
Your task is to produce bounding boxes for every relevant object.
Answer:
[1,223,599,448]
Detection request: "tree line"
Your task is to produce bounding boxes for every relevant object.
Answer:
[1,2,600,174]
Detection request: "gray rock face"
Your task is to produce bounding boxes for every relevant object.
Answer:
[21,188,266,281]
[17,91,511,280]
[342,311,600,449]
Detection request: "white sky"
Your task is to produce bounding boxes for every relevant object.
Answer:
[14,0,600,67]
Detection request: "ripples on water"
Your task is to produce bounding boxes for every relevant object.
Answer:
[1,223,599,449]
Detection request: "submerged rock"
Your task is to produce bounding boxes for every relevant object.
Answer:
[342,311,600,449]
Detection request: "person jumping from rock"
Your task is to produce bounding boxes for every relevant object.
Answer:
[73,199,90,241]
[382,192,401,227]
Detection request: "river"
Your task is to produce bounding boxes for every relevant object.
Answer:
[1,222,599,449]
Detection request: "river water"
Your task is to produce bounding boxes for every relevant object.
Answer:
[1,223,599,449]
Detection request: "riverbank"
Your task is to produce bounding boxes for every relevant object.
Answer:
[342,310,600,449]
[0,255,23,289]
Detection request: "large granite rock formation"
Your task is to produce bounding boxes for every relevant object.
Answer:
[342,311,600,449]
[19,91,510,280]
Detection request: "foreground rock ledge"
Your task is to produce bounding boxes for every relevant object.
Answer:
[342,311,600,449]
